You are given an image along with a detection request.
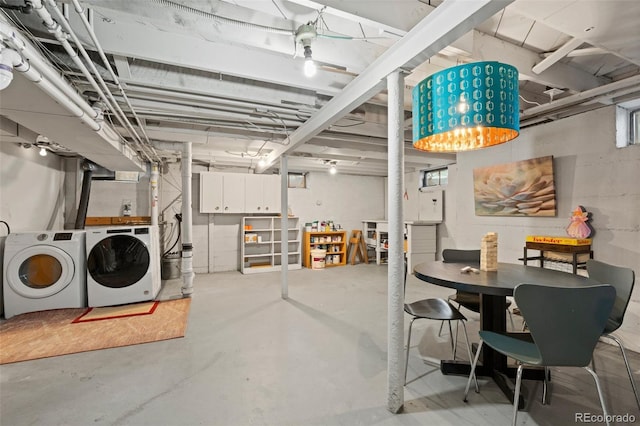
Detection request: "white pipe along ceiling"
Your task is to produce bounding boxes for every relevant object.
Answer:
[0,0,639,175]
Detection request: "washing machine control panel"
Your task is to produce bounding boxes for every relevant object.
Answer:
[53,232,73,241]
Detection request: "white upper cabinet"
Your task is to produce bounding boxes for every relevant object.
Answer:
[201,172,281,214]
[245,174,281,214]
[200,172,245,213]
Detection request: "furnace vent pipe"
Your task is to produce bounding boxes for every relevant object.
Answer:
[150,163,159,226]
[153,141,194,296]
[74,163,94,230]
[180,143,194,296]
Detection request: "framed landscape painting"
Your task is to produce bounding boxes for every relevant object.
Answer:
[473,156,557,216]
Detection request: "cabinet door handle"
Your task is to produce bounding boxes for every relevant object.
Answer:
[215,206,219,210]
[225,206,229,211]
[265,207,269,210]
[257,207,261,210]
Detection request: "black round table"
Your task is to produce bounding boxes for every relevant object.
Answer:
[413,261,595,406]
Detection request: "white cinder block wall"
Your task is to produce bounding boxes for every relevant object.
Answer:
[445,106,640,351]
[289,172,385,234]
[204,171,386,273]
[0,142,66,231]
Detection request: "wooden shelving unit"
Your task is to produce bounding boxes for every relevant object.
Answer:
[241,216,301,274]
[302,230,347,268]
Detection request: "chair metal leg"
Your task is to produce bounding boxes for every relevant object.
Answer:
[602,333,640,409]
[464,340,484,401]
[438,320,445,337]
[459,320,478,393]
[447,321,456,359]
[507,309,515,331]
[542,366,550,405]
[512,365,524,426]
[404,317,417,385]
[584,366,611,426]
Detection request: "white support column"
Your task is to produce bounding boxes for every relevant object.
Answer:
[181,143,194,296]
[387,69,405,413]
[280,155,289,299]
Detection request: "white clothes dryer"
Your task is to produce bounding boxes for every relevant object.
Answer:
[3,231,87,319]
[86,225,161,307]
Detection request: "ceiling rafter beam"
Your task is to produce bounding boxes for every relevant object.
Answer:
[532,37,584,75]
[257,0,515,172]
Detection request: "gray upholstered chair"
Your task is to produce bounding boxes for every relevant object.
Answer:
[463,283,616,426]
[403,259,477,390]
[586,259,639,409]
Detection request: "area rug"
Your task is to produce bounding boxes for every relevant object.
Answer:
[72,301,159,323]
[0,298,190,365]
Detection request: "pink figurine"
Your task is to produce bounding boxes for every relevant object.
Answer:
[566,205,593,239]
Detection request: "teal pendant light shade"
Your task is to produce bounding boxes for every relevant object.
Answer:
[412,61,519,152]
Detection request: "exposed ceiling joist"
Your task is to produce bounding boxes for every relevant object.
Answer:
[257,0,515,172]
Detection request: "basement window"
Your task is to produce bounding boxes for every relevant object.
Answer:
[421,167,448,188]
[616,100,640,147]
[288,172,307,189]
[631,108,640,145]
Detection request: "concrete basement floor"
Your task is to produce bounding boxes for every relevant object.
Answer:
[1,263,639,425]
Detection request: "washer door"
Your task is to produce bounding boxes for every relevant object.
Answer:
[6,245,75,298]
[87,234,150,289]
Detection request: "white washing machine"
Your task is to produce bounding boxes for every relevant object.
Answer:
[86,225,161,307]
[3,231,87,319]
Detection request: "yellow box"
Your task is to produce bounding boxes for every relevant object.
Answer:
[525,235,591,246]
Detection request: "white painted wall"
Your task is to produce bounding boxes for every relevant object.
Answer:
[87,172,150,217]
[445,106,640,351]
[0,142,66,231]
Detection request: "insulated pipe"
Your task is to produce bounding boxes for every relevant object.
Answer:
[29,0,103,122]
[150,163,159,226]
[0,21,101,125]
[72,0,160,163]
[386,69,405,413]
[0,44,101,131]
[43,0,153,163]
[180,143,194,296]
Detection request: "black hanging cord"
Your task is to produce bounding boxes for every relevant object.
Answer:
[0,220,10,235]
[163,213,182,257]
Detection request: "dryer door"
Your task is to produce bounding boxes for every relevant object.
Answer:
[87,235,150,288]
[6,245,76,298]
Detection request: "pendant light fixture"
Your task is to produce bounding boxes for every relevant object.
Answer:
[412,61,520,152]
[296,23,317,78]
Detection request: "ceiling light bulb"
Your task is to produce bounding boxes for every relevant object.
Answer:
[258,158,266,167]
[304,58,317,77]
[303,45,316,77]
[457,100,469,114]
[39,147,47,156]
[329,164,337,175]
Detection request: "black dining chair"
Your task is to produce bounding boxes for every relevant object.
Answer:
[403,259,477,390]
[586,259,639,409]
[440,249,514,334]
[463,283,616,426]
